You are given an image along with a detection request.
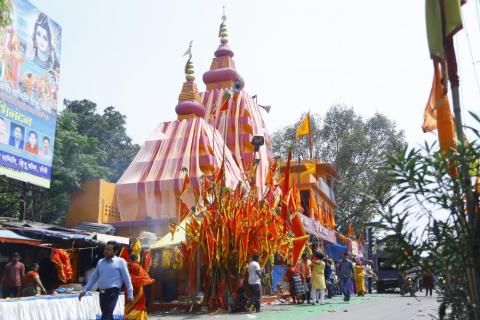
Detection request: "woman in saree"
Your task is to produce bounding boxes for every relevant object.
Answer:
[353,260,366,296]
[125,255,154,320]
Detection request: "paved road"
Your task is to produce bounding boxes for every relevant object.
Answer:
[149,293,439,320]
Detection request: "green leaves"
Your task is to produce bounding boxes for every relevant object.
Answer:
[0,100,138,224]
[271,105,406,231]
[373,115,480,319]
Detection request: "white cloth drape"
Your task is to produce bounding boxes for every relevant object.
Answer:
[0,293,124,320]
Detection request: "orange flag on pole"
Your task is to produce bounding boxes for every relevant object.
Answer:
[310,192,320,221]
[422,62,456,155]
[296,113,311,139]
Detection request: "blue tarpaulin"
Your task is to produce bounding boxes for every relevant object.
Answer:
[0,229,36,241]
[325,243,348,261]
[272,265,287,293]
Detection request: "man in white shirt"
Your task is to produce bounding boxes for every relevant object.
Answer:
[247,254,262,312]
[365,260,376,294]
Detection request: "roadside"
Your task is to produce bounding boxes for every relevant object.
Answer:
[149,293,440,320]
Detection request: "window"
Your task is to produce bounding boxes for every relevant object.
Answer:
[300,190,310,217]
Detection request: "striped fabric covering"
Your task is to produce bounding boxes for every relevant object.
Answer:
[116,117,244,221]
[201,88,272,196]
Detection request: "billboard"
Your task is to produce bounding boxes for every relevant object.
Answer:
[0,0,61,188]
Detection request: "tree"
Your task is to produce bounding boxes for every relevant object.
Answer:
[271,105,406,231]
[64,99,140,182]
[372,112,480,319]
[0,100,138,224]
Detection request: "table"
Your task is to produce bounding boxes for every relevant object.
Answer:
[0,292,124,320]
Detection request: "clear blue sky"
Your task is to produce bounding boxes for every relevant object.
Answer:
[30,0,480,146]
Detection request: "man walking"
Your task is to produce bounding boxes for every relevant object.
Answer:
[0,252,25,298]
[325,258,335,298]
[247,254,262,312]
[337,252,355,302]
[365,260,375,294]
[79,241,133,320]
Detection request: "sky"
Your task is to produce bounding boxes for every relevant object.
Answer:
[29,0,480,147]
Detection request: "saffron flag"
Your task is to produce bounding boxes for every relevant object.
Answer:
[423,62,456,154]
[181,173,190,195]
[296,113,311,139]
[281,149,292,222]
[310,192,320,221]
[347,224,355,238]
[179,200,190,222]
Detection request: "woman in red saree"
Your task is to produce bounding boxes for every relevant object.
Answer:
[125,255,154,320]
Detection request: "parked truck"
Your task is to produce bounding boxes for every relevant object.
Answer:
[375,253,400,293]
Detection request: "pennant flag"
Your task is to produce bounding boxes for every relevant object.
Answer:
[296,113,311,139]
[265,160,278,187]
[181,173,191,195]
[291,236,309,266]
[179,201,190,222]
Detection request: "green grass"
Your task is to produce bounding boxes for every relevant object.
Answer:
[256,296,382,320]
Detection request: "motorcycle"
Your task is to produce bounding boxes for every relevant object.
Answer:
[402,276,418,297]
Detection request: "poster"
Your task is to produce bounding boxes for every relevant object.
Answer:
[0,0,61,188]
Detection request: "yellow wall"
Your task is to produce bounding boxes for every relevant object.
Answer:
[66,179,120,228]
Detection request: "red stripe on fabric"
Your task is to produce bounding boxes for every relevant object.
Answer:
[153,120,183,193]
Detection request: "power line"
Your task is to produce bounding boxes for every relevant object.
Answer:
[460,10,480,96]
[476,0,480,33]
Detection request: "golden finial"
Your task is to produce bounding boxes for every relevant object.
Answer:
[219,6,228,44]
[182,40,195,81]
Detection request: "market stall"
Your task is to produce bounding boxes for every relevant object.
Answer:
[149,220,192,305]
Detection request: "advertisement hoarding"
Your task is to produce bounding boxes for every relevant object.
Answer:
[0,0,61,188]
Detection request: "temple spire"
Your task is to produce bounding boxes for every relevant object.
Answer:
[176,41,205,119]
[183,40,195,81]
[202,8,241,90]
[219,6,228,44]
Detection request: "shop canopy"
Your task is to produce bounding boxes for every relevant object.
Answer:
[150,220,186,250]
[325,243,348,261]
[0,229,42,246]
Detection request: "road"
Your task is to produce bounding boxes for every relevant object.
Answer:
[149,293,440,320]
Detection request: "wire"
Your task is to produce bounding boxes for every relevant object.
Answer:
[455,37,464,101]
[460,10,480,96]
[476,0,480,33]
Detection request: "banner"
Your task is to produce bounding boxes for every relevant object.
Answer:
[0,0,61,188]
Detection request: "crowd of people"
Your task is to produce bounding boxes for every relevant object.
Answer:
[238,252,376,313]
[282,252,375,306]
